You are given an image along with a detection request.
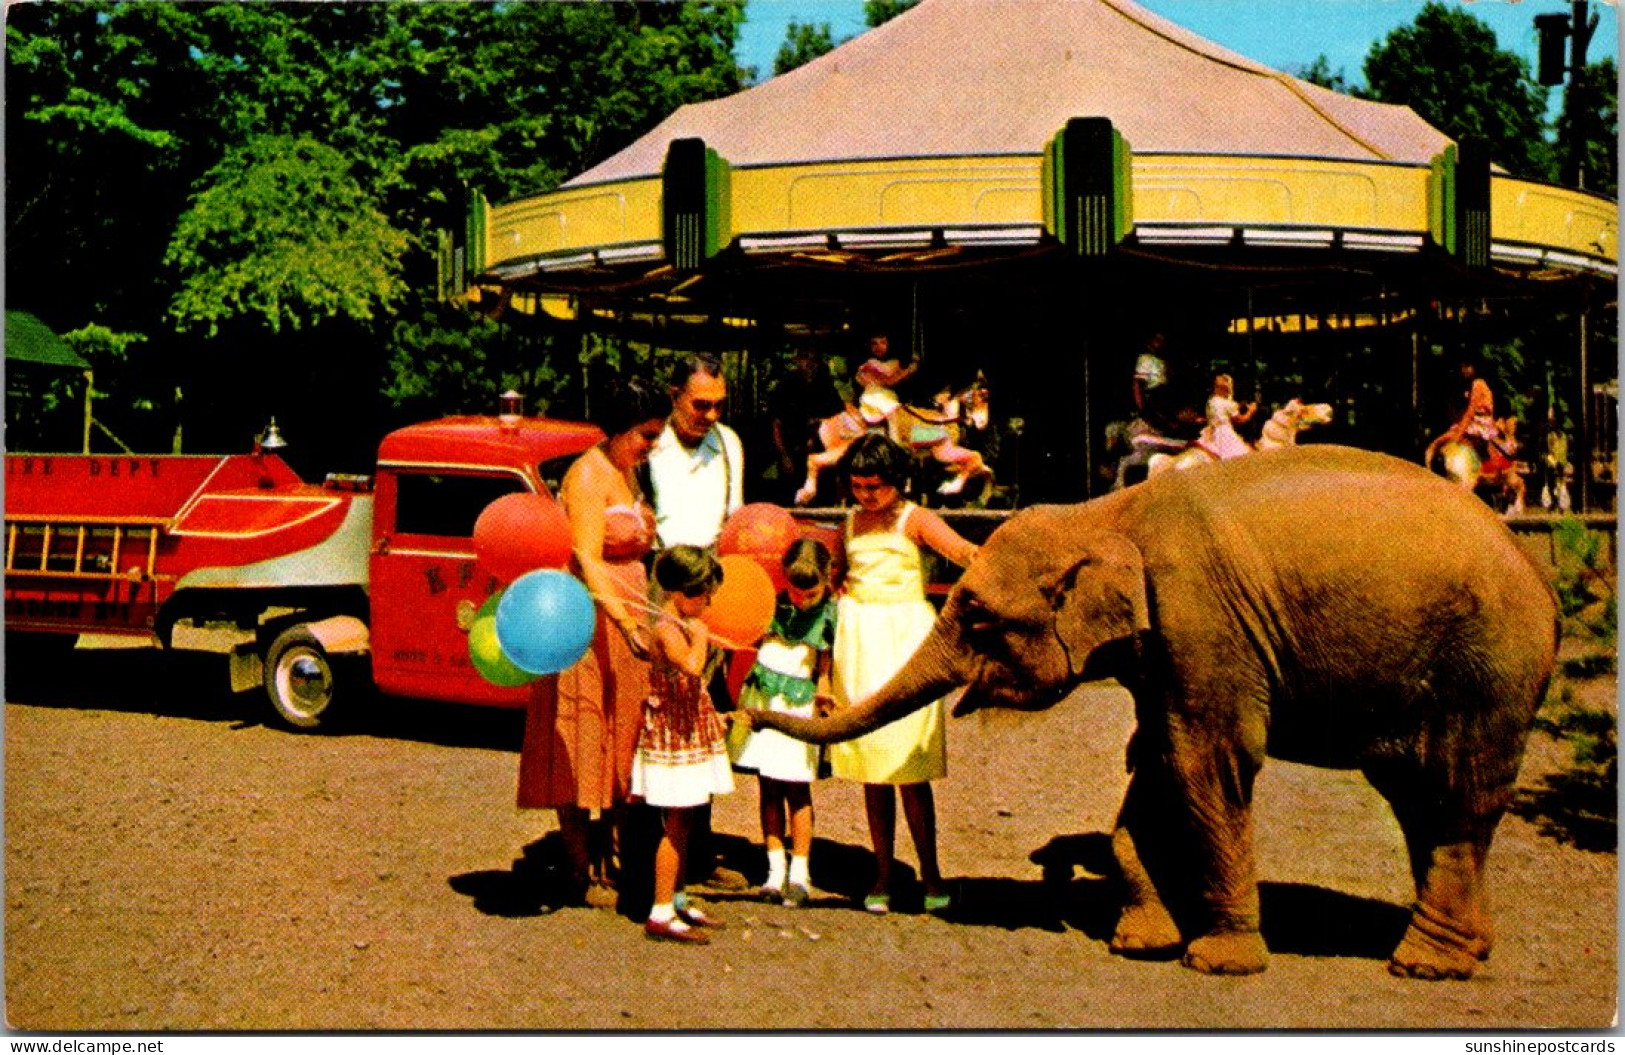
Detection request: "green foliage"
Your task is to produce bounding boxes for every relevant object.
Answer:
[166,136,408,336]
[1555,59,1617,196]
[1362,2,1553,180]
[1297,54,1351,92]
[863,0,919,27]
[1550,516,1617,643]
[774,20,837,76]
[6,2,747,465]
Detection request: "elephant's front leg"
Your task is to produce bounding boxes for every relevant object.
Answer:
[1165,716,1270,976]
[1108,769,1182,958]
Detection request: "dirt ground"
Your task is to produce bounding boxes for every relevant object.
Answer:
[4,643,1617,1032]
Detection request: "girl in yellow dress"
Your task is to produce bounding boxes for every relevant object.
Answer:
[829,434,978,914]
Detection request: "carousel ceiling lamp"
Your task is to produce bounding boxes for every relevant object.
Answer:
[1342,232,1426,252]
[944,225,1044,246]
[836,229,937,248]
[1242,228,1337,248]
[1135,225,1234,245]
[739,233,831,253]
[596,244,664,265]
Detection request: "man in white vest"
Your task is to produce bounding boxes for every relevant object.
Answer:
[646,352,743,550]
[644,352,747,892]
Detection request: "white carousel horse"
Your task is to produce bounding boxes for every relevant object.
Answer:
[794,376,993,505]
[1146,399,1334,478]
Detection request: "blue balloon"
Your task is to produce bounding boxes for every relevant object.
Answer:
[493,569,597,675]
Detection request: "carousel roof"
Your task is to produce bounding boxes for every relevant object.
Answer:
[569,0,1450,185]
[448,0,1616,302]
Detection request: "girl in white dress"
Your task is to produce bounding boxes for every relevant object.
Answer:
[729,538,837,907]
[829,435,978,915]
[1199,373,1258,460]
[632,546,734,943]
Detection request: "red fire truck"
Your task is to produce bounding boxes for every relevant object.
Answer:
[4,409,603,730]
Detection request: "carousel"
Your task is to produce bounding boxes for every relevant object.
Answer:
[439,0,1617,511]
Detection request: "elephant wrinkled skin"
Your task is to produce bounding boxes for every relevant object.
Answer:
[749,446,1558,979]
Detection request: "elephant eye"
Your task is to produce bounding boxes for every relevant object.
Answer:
[959,595,999,637]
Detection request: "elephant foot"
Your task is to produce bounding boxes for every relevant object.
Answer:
[1109,902,1183,960]
[1387,901,1490,981]
[1181,929,1269,976]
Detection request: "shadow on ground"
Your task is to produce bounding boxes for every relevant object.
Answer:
[449,825,1408,962]
[5,639,525,752]
[1513,772,1618,853]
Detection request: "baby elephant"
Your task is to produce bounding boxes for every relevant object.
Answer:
[748,446,1557,979]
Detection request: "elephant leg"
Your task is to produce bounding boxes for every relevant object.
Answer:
[1165,714,1270,976]
[1108,769,1182,957]
[1367,765,1501,980]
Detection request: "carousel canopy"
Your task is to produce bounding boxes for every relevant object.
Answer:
[448,0,1616,302]
[570,0,1450,184]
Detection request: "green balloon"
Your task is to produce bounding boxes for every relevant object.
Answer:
[469,615,538,687]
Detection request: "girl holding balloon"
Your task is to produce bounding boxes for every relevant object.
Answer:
[633,546,736,943]
[515,377,668,910]
[829,433,978,916]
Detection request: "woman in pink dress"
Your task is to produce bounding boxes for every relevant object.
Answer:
[517,378,668,908]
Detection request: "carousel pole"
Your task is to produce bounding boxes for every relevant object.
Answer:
[1577,301,1591,511]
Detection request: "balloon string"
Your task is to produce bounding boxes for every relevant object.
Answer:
[584,590,755,652]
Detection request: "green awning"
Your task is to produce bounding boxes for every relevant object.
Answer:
[6,311,88,369]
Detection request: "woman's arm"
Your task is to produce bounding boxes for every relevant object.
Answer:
[907,506,979,567]
[561,457,642,643]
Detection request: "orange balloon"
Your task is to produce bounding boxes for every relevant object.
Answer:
[701,554,777,648]
[473,492,574,583]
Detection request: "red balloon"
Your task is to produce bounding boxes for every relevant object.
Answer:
[701,554,777,649]
[718,503,801,591]
[473,492,574,583]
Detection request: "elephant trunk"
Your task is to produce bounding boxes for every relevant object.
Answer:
[747,628,968,745]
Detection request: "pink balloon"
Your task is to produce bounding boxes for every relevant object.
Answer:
[473,492,574,583]
[718,503,801,592]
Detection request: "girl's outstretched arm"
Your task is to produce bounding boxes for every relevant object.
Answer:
[907,507,979,567]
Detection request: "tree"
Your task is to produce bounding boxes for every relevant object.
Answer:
[1362,2,1553,180]
[863,0,919,27]
[1296,54,1352,93]
[6,3,748,462]
[166,136,408,336]
[773,20,836,76]
[1555,59,1617,196]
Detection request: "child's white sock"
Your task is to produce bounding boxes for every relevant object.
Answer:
[788,854,810,887]
[649,903,677,923]
[765,847,788,888]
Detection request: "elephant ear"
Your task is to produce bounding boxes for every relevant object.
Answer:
[1040,531,1150,680]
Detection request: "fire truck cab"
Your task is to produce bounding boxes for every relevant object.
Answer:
[4,410,603,729]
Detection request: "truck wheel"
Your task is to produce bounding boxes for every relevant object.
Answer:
[263,625,345,730]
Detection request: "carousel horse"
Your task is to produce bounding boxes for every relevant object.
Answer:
[794,375,993,505]
[1435,416,1527,516]
[1539,418,1573,513]
[1144,399,1334,479]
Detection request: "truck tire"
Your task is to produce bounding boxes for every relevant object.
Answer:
[263,625,346,730]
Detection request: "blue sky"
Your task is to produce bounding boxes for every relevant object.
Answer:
[735,0,1619,90]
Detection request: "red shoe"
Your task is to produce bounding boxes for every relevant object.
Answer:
[644,917,710,944]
